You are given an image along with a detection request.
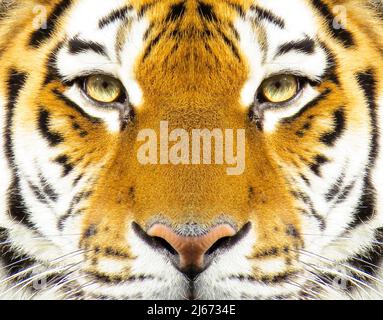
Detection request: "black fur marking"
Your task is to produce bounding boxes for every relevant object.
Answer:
[29,0,72,48]
[251,5,285,29]
[276,38,316,57]
[197,1,218,22]
[58,191,92,230]
[320,43,340,84]
[294,191,326,231]
[166,2,186,22]
[222,1,246,18]
[310,0,354,48]
[53,89,101,124]
[4,70,27,159]
[68,38,107,56]
[282,89,331,124]
[44,42,65,85]
[143,22,155,41]
[347,228,383,282]
[325,171,346,201]
[0,230,36,280]
[286,225,300,238]
[348,71,379,227]
[55,155,74,176]
[357,71,379,160]
[99,5,132,29]
[3,70,37,228]
[138,2,157,18]
[142,29,166,61]
[38,108,64,147]
[217,29,241,61]
[38,173,59,202]
[300,174,311,186]
[73,173,84,186]
[8,180,37,230]
[84,225,97,238]
[335,180,356,204]
[309,155,329,176]
[27,180,48,205]
[320,107,346,146]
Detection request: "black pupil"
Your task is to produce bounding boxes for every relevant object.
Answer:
[274,81,282,89]
[102,81,110,89]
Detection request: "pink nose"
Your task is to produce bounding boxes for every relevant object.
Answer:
[147,224,236,270]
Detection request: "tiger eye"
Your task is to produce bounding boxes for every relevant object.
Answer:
[260,74,299,103]
[85,75,123,103]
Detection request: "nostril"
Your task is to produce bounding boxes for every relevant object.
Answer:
[205,236,232,255]
[205,222,252,256]
[151,236,178,256]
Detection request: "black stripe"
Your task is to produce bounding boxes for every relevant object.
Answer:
[347,228,383,282]
[325,170,345,201]
[138,2,157,18]
[38,107,64,146]
[142,29,166,61]
[294,191,326,230]
[52,89,101,124]
[58,191,92,230]
[3,70,36,228]
[251,5,285,29]
[320,107,346,146]
[335,180,356,204]
[44,42,66,85]
[38,172,59,202]
[4,70,27,159]
[309,155,328,176]
[222,1,246,19]
[166,1,186,22]
[197,1,218,22]
[73,173,84,186]
[320,43,339,84]
[27,180,49,205]
[276,38,316,57]
[282,89,331,124]
[356,71,379,160]
[311,0,354,48]
[55,155,74,176]
[349,71,379,227]
[217,29,241,61]
[99,5,132,29]
[68,38,107,56]
[349,178,375,228]
[143,22,155,41]
[8,180,37,229]
[0,230,36,279]
[29,0,72,48]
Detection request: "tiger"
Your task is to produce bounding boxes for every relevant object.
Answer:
[0,0,382,300]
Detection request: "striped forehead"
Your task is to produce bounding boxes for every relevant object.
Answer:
[56,0,331,101]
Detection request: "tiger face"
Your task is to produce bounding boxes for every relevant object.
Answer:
[0,0,383,300]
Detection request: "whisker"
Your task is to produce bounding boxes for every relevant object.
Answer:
[299,255,379,299]
[0,263,78,298]
[0,249,89,288]
[299,249,383,287]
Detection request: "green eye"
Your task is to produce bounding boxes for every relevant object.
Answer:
[84,75,124,103]
[260,74,299,103]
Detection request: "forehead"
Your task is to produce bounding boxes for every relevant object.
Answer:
[64,0,318,29]
[63,0,320,52]
[59,0,323,99]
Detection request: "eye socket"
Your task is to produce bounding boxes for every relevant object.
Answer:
[258,74,300,104]
[83,74,125,104]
